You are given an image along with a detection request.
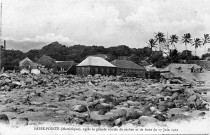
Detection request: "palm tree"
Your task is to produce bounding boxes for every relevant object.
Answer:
[181,33,193,56]
[169,34,179,50]
[147,39,157,51]
[154,32,166,51]
[192,38,202,56]
[202,34,210,54]
[147,38,157,57]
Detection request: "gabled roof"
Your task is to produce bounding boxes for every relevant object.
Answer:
[77,56,116,67]
[19,57,43,68]
[111,60,145,70]
[36,55,56,67]
[19,57,32,66]
[54,61,76,71]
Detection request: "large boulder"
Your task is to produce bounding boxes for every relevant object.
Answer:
[0,114,10,125]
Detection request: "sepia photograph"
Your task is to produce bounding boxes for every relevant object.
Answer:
[0,0,209,135]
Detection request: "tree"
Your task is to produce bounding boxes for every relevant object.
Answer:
[181,33,192,56]
[169,34,179,50]
[192,38,202,56]
[154,32,166,51]
[147,38,157,56]
[202,34,210,54]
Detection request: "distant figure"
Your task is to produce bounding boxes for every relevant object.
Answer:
[191,66,194,73]
[200,67,203,73]
[177,66,182,72]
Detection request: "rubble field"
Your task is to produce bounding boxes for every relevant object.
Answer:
[0,73,209,128]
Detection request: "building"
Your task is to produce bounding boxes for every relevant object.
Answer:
[187,60,210,71]
[162,63,202,73]
[77,56,116,76]
[161,63,203,82]
[53,61,77,75]
[19,57,42,69]
[111,60,146,77]
[36,55,56,68]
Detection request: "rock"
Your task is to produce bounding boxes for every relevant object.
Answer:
[30,101,45,106]
[3,99,13,104]
[5,78,12,83]
[187,95,197,102]
[108,109,127,118]
[195,98,203,108]
[127,100,140,106]
[87,81,94,86]
[72,105,87,112]
[25,78,33,84]
[167,101,176,108]
[4,85,11,91]
[114,118,122,126]
[126,109,141,120]
[138,116,158,126]
[56,110,66,114]
[132,119,139,125]
[98,109,108,115]
[168,108,185,117]
[197,112,206,117]
[141,104,153,116]
[13,118,29,126]
[86,97,94,102]
[158,104,168,112]
[181,106,191,111]
[0,114,10,125]
[0,73,10,78]
[0,80,6,86]
[171,92,179,100]
[12,81,21,86]
[154,114,166,121]
[47,104,58,108]
[90,111,110,121]
[1,107,17,112]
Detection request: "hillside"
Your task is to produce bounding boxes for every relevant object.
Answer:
[1,41,199,70]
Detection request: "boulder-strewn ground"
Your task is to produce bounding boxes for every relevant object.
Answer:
[0,73,209,128]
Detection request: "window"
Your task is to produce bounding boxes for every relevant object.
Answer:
[101,68,104,73]
[107,68,110,74]
[95,67,98,73]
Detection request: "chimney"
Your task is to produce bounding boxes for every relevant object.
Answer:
[3,40,5,50]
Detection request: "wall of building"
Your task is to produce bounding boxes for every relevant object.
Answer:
[77,66,116,76]
[116,68,145,77]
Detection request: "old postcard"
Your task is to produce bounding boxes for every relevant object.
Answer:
[0,0,209,135]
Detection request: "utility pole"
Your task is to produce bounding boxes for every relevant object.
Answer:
[0,2,2,71]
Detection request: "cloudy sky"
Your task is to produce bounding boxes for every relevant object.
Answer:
[1,0,210,55]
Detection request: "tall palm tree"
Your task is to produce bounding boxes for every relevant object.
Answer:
[181,33,193,56]
[147,38,157,56]
[192,38,202,56]
[154,32,166,52]
[202,34,210,54]
[169,34,179,50]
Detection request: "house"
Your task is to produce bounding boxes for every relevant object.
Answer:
[111,60,146,77]
[161,63,203,82]
[77,56,116,76]
[187,60,210,71]
[19,57,42,69]
[162,63,202,73]
[36,55,56,68]
[53,61,77,75]
[19,57,32,68]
